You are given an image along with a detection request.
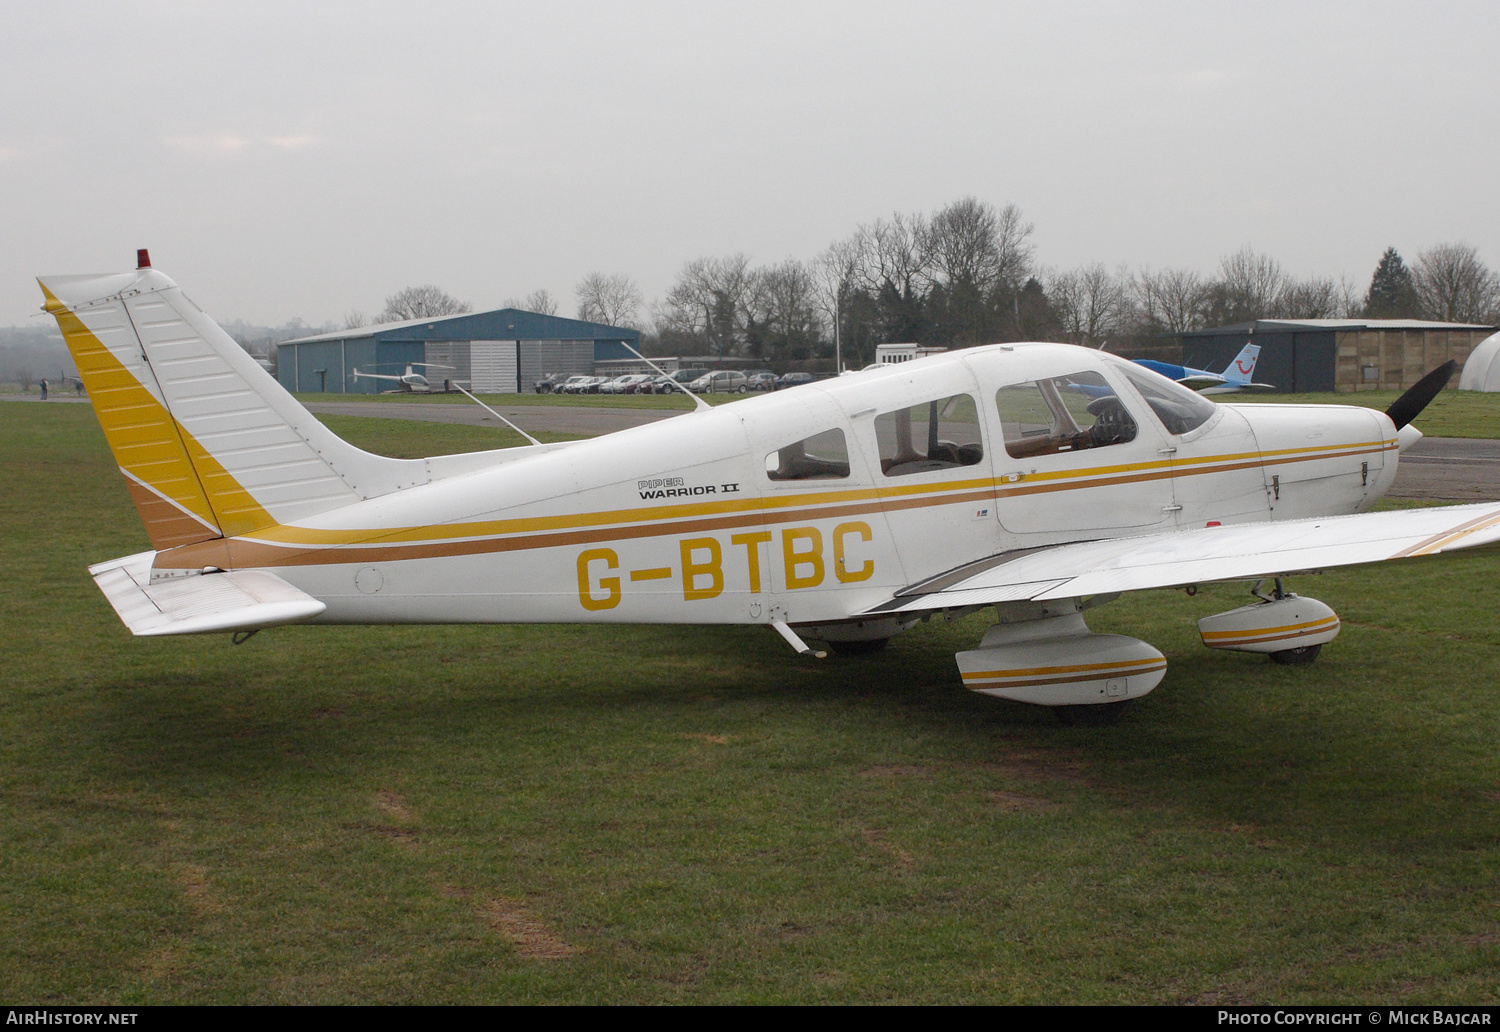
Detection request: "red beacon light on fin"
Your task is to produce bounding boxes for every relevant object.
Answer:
[137,249,151,269]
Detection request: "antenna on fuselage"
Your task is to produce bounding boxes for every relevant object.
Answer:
[617,341,711,412]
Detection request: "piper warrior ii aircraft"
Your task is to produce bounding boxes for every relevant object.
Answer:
[38,255,1500,724]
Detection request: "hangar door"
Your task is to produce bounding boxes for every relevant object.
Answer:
[470,340,520,393]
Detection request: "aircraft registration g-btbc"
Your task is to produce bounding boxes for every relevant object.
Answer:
[38,255,1500,724]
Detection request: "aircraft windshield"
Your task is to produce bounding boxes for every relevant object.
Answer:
[874,394,984,477]
[994,371,1137,459]
[1121,367,1217,436]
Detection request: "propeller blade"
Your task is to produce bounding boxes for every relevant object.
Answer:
[1386,360,1457,431]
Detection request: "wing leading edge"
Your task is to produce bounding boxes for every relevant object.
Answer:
[868,502,1500,615]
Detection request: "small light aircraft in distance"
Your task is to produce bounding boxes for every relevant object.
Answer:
[1134,343,1276,395]
[38,254,1500,724]
[350,362,453,393]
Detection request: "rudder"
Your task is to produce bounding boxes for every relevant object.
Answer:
[39,262,428,545]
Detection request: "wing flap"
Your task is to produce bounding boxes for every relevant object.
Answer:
[876,503,1500,613]
[88,552,326,636]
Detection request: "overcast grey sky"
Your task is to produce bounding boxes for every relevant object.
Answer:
[4,1,1497,327]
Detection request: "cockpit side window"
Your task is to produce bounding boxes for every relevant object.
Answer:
[874,394,984,477]
[1121,367,1217,436]
[766,428,850,481]
[995,371,1138,459]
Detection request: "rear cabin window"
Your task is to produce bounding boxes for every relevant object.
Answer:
[994,371,1138,459]
[1121,367,1217,436]
[874,394,984,477]
[766,428,850,481]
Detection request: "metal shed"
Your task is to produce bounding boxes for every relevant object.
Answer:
[1177,319,1495,393]
[277,309,639,394]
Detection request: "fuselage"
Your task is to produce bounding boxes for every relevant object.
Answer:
[149,343,1399,631]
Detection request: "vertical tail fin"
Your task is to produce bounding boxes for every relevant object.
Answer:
[1220,343,1261,385]
[39,265,427,547]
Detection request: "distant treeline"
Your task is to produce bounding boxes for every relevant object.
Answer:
[10,199,1499,385]
[637,198,1500,368]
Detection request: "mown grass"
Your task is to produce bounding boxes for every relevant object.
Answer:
[2,404,1499,1004]
[1226,389,1500,440]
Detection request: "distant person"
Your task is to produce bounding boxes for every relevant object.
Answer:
[39,378,47,400]
[74,378,83,396]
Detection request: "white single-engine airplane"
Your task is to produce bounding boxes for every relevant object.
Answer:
[38,255,1500,724]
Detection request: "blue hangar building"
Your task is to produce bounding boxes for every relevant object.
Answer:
[277,308,640,394]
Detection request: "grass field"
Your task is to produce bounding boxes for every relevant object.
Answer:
[3,403,1500,1004]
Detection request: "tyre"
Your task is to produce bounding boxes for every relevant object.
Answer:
[1053,700,1132,726]
[1269,644,1322,665]
[737,385,748,393]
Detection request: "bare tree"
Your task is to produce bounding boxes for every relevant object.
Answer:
[1131,267,1208,334]
[928,197,1004,293]
[853,212,931,299]
[1336,276,1366,319]
[524,289,559,317]
[378,285,471,322]
[992,202,1036,290]
[575,273,643,327]
[1047,264,1128,348]
[812,237,863,365]
[659,255,753,355]
[1413,243,1500,323]
[1206,247,1288,323]
[1279,276,1342,319]
[343,310,367,330]
[748,259,823,358]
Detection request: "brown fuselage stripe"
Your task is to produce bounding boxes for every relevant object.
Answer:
[152,441,1396,571]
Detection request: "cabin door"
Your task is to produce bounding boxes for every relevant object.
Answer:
[985,367,1177,538]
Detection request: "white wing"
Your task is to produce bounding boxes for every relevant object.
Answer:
[869,502,1500,614]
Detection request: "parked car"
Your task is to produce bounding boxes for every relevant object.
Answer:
[555,375,592,394]
[774,372,817,390]
[746,370,778,392]
[690,370,750,394]
[600,374,654,394]
[533,373,567,394]
[647,368,709,394]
